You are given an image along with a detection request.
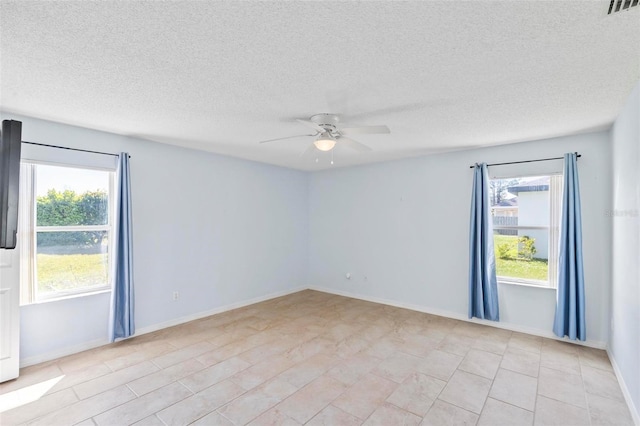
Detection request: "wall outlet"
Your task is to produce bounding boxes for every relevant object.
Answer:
[172,291,179,301]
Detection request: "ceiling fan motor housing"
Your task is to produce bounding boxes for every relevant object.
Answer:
[310,113,340,134]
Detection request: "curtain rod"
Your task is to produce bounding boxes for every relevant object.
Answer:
[469,152,580,168]
[22,141,128,158]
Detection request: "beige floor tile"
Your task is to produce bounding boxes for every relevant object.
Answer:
[247,406,302,426]
[372,351,422,383]
[422,399,479,426]
[333,373,398,420]
[29,385,136,426]
[205,333,276,363]
[438,370,492,414]
[0,363,64,396]
[386,372,446,417]
[437,334,474,357]
[151,341,214,369]
[326,353,382,385]
[395,334,443,358]
[478,397,533,426]
[416,349,463,381]
[458,349,502,380]
[180,356,251,393]
[277,353,339,388]
[283,337,336,363]
[586,393,635,425]
[238,338,297,364]
[334,335,372,358]
[306,405,362,426]
[257,377,299,400]
[277,375,347,423]
[581,364,625,401]
[105,341,176,371]
[216,387,281,425]
[131,414,165,426]
[537,366,587,409]
[0,388,78,424]
[500,347,540,378]
[73,361,159,399]
[577,347,613,373]
[363,337,400,360]
[50,363,113,396]
[156,379,245,426]
[534,395,590,426]
[93,381,192,425]
[230,354,294,390]
[363,402,422,426]
[508,333,543,354]
[489,368,537,411]
[452,321,488,338]
[127,358,205,396]
[191,411,234,425]
[56,349,121,375]
[540,349,581,375]
[541,338,579,355]
[472,335,509,355]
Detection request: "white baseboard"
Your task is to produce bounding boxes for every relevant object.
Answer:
[607,348,640,426]
[19,286,305,368]
[307,285,607,350]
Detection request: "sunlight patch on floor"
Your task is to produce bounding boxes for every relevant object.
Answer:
[0,375,64,413]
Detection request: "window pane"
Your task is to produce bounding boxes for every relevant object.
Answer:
[36,165,109,226]
[36,231,109,296]
[494,232,548,282]
[490,175,551,285]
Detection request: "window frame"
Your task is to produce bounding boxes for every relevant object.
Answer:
[489,172,563,289]
[20,160,115,305]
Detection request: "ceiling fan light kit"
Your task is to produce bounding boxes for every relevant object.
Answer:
[313,132,337,151]
[260,113,390,160]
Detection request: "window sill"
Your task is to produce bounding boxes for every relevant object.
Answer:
[21,288,111,306]
[498,280,556,290]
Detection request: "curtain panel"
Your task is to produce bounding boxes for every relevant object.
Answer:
[553,153,586,340]
[109,153,134,342]
[469,163,500,321]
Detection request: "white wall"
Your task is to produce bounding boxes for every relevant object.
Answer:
[309,131,612,345]
[609,82,640,422]
[1,114,308,363]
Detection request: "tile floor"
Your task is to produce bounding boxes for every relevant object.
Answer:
[0,290,634,425]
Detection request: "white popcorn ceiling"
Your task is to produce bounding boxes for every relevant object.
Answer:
[0,1,638,171]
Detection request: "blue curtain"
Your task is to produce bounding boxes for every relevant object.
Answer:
[553,153,585,340]
[109,153,134,342]
[468,163,500,321]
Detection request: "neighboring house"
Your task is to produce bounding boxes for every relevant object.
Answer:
[507,177,550,259]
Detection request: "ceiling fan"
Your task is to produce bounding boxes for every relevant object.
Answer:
[259,113,390,156]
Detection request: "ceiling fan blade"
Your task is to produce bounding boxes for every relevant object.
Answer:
[300,143,318,157]
[259,134,314,144]
[296,119,326,133]
[340,137,373,152]
[339,125,390,135]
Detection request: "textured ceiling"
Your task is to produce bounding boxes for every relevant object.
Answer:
[1,1,638,171]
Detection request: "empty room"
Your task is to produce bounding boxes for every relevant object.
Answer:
[0,1,638,425]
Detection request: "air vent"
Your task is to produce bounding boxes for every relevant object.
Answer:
[607,0,638,14]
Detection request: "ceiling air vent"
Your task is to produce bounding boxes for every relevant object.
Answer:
[607,0,638,14]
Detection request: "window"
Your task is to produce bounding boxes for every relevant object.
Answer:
[19,162,114,303]
[490,174,562,288]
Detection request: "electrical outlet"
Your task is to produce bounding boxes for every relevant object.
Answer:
[172,291,179,301]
